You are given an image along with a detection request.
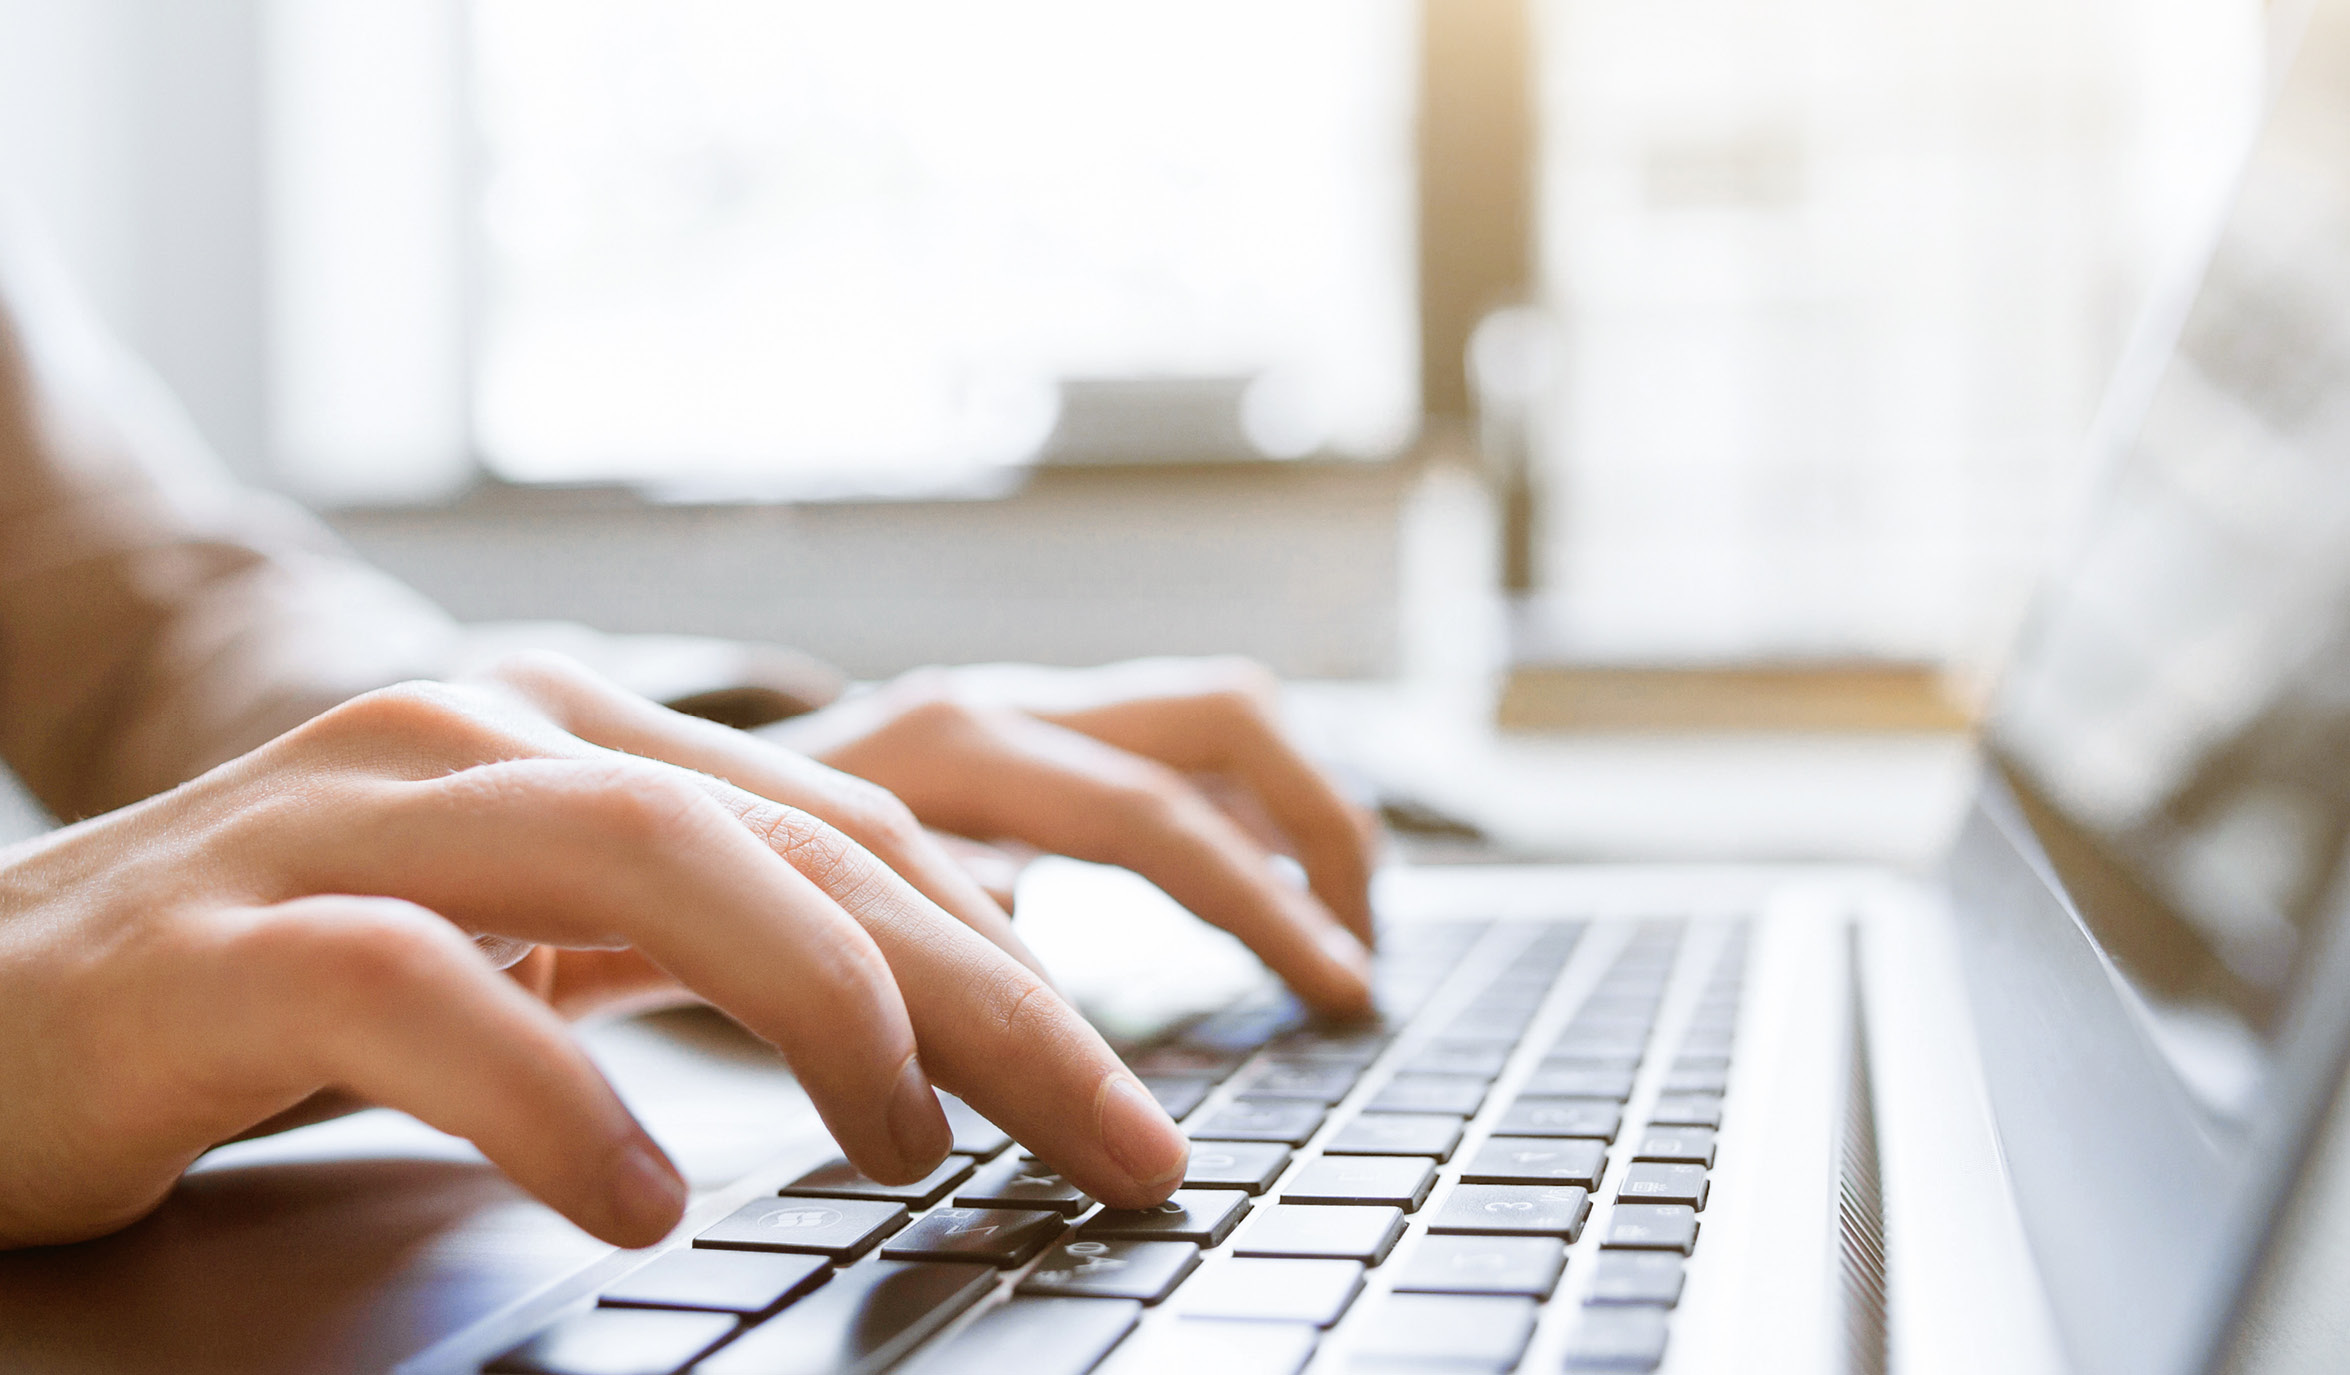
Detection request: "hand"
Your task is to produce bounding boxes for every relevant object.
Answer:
[759,657,1383,1017]
[0,654,1187,1250]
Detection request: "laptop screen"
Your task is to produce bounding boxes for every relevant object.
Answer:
[1989,0,2350,1135]
[1971,5,2350,1371]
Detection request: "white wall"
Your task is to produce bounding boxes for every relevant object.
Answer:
[0,0,270,479]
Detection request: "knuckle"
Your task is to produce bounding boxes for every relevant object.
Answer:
[270,898,463,1009]
[1202,656,1282,716]
[312,680,484,749]
[477,648,598,700]
[564,760,718,848]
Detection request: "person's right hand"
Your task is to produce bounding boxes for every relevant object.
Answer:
[0,655,1190,1251]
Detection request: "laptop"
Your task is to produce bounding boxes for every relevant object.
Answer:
[12,3,2350,1372]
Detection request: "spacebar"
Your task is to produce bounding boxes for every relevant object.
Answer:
[694,1260,995,1375]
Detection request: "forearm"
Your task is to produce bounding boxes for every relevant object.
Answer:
[0,208,458,818]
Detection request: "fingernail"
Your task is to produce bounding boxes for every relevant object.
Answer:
[611,1140,687,1242]
[887,1056,952,1174]
[1097,1075,1188,1188]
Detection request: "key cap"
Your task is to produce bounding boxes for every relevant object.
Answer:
[1586,1251,1685,1306]
[1175,1258,1365,1326]
[1426,1183,1589,1240]
[1280,1155,1435,1211]
[599,1248,828,1315]
[1323,1113,1465,1161]
[940,1093,1013,1158]
[1392,1234,1565,1298]
[1082,1189,1251,1246]
[1677,1028,1735,1058]
[1130,1046,1249,1080]
[1232,1204,1406,1264]
[1192,1098,1327,1146]
[1460,1137,1607,1189]
[1617,1163,1709,1210]
[1269,1027,1392,1066]
[1493,1097,1620,1141]
[1365,1075,1486,1116]
[1398,1043,1510,1079]
[696,1197,906,1261]
[1632,1126,1715,1167]
[1573,997,1660,1025]
[1562,1306,1670,1370]
[1648,1093,1724,1129]
[1182,1141,1291,1193]
[1241,1062,1359,1102]
[1350,1293,1536,1369]
[1549,1027,1650,1058]
[1662,1064,1729,1095]
[1602,1204,1698,1254]
[1523,1065,1636,1100]
[897,1296,1139,1375]
[1141,1076,1212,1119]
[957,1156,1093,1215]
[880,1206,1066,1267]
[696,1260,995,1375]
[1099,1319,1318,1375]
[1541,1050,1641,1073]
[1018,1238,1202,1303]
[485,1307,737,1375]
[782,1156,973,1208]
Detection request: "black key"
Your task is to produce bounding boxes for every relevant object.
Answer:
[1633,1126,1715,1167]
[1232,1204,1406,1264]
[1104,1318,1318,1375]
[1280,1155,1435,1210]
[1242,1062,1359,1102]
[1269,1027,1392,1066]
[696,1197,906,1261]
[1392,1234,1565,1298]
[1562,1306,1670,1370]
[1176,1258,1365,1326]
[782,1156,973,1208]
[1602,1204,1699,1254]
[1019,1238,1202,1303]
[696,1260,994,1375]
[1131,1045,1248,1080]
[485,1307,736,1375]
[1192,1098,1327,1146]
[1082,1189,1251,1246]
[958,1156,1093,1215]
[1427,1183,1589,1240]
[1523,1065,1636,1100]
[1142,1076,1213,1119]
[881,1206,1065,1267]
[1398,1043,1511,1079]
[1182,1141,1291,1193]
[1662,1064,1729,1095]
[1649,1093,1724,1129]
[897,1296,1139,1375]
[1364,1075,1486,1116]
[1460,1137,1607,1189]
[1493,1097,1620,1142]
[940,1093,1012,1158]
[1618,1163,1709,1210]
[1351,1293,1536,1369]
[1586,1251,1685,1306]
[600,1248,828,1315]
[1323,1113,1465,1161]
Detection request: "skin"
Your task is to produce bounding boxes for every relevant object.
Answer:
[0,651,1379,1251]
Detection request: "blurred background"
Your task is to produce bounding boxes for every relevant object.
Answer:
[0,0,2276,697]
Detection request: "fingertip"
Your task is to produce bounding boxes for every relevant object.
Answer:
[598,1139,687,1248]
[883,1056,953,1181]
[1096,1074,1187,1203]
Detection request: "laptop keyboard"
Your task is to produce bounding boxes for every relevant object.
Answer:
[484,918,1750,1375]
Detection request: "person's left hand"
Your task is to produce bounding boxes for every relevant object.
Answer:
[758,657,1382,1018]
